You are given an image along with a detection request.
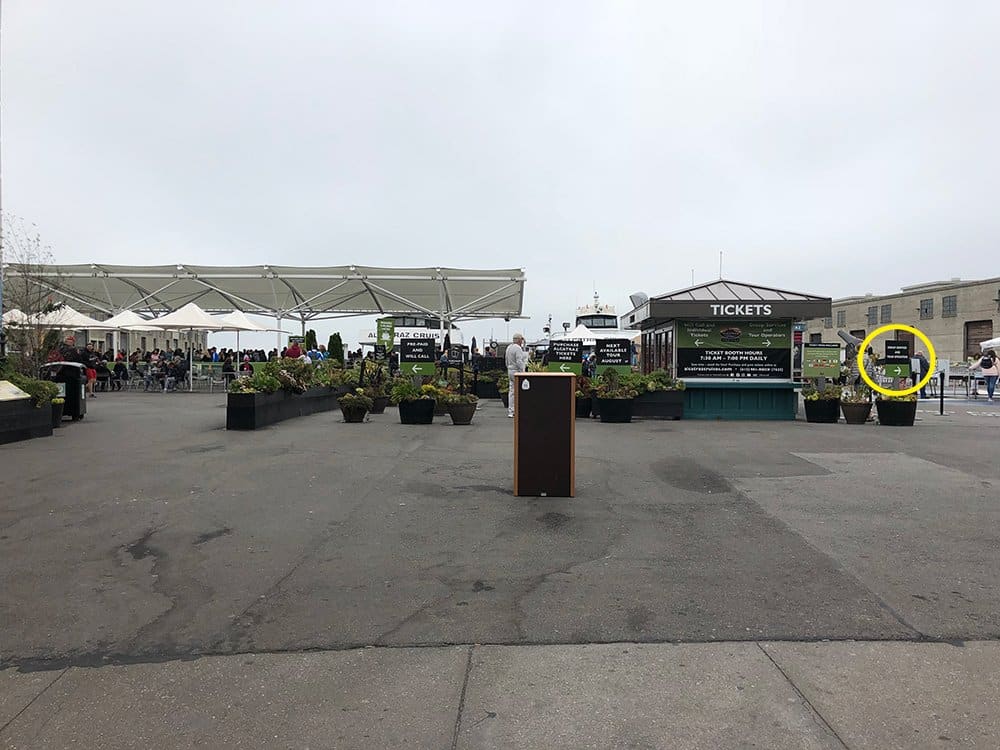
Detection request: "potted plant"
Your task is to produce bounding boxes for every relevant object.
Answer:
[632,370,686,419]
[594,370,638,423]
[497,372,511,409]
[444,392,478,425]
[875,392,917,426]
[390,378,436,424]
[802,384,841,423]
[338,388,372,423]
[51,397,65,428]
[840,386,873,425]
[430,382,452,416]
[575,376,593,418]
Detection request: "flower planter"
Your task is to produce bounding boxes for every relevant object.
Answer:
[226,386,342,430]
[474,381,500,399]
[575,397,591,419]
[804,399,840,423]
[434,398,449,416]
[340,405,368,423]
[369,395,390,414]
[448,402,477,425]
[500,392,509,409]
[597,397,633,423]
[51,401,65,428]
[876,400,917,426]
[840,401,872,425]
[398,399,435,424]
[632,390,684,420]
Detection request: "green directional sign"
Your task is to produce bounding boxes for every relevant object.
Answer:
[376,317,395,355]
[802,342,841,378]
[884,340,911,378]
[594,339,632,376]
[400,339,436,376]
[547,339,583,375]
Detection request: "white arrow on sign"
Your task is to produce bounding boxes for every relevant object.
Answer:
[890,366,901,376]
[410,364,420,374]
[762,339,771,347]
[694,339,705,346]
[559,363,571,372]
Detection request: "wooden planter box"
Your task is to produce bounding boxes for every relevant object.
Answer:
[0,399,53,445]
[632,390,684,420]
[804,399,841,424]
[448,402,477,425]
[226,386,342,430]
[876,400,917,426]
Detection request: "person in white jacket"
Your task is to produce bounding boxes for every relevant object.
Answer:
[505,333,528,418]
[970,349,999,402]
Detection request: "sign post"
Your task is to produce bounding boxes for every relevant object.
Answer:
[376,318,395,355]
[400,339,436,377]
[884,340,911,379]
[675,320,792,379]
[802,342,841,379]
[547,340,583,375]
[594,339,632,376]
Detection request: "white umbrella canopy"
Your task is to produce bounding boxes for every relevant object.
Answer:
[2,308,31,325]
[103,309,163,331]
[36,305,113,330]
[152,302,228,330]
[151,303,234,391]
[213,310,268,332]
[979,337,1000,351]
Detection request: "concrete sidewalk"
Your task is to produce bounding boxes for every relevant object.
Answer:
[3,640,998,749]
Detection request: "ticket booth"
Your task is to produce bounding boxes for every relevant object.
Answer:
[622,280,832,420]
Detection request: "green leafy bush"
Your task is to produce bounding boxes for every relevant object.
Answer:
[228,372,281,394]
[642,370,686,392]
[339,388,373,410]
[390,378,431,404]
[594,370,638,400]
[5,373,59,407]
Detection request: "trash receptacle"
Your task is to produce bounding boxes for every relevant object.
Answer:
[40,362,87,421]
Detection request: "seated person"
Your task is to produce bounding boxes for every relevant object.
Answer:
[112,361,129,390]
[95,362,112,391]
[222,356,236,382]
[239,356,254,374]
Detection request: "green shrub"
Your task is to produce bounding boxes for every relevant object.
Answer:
[5,373,60,407]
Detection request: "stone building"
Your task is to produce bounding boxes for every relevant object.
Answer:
[803,277,1000,363]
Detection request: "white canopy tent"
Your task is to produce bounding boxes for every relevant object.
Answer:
[2,309,30,326]
[212,309,280,354]
[979,337,1000,352]
[2,266,527,340]
[35,305,113,331]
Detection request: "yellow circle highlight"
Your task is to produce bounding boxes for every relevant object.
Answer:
[857,324,936,397]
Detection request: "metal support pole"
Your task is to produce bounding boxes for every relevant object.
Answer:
[940,371,945,416]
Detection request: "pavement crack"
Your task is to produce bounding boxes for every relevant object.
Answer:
[757,643,850,749]
[450,645,475,750]
[0,667,68,735]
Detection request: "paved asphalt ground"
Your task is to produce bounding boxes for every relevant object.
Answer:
[2,393,999,748]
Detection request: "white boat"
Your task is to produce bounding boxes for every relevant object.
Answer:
[358,315,464,349]
[533,293,638,351]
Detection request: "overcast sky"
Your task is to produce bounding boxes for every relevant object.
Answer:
[4,1,1000,347]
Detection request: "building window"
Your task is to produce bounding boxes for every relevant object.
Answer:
[823,316,833,329]
[836,310,846,327]
[920,298,933,320]
[866,306,878,326]
[809,333,823,343]
[942,295,957,318]
[880,304,892,323]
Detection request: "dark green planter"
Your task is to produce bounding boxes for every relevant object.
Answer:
[876,400,917,426]
[51,401,65,428]
[448,402,477,425]
[340,404,368,423]
[369,395,390,414]
[398,399,435,424]
[840,401,872,425]
[632,390,684,419]
[597,398,633,423]
[575,397,591,419]
[804,398,840,423]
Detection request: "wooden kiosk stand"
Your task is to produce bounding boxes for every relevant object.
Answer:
[513,372,575,497]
